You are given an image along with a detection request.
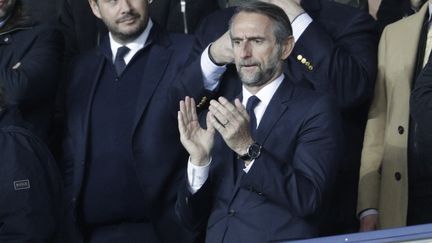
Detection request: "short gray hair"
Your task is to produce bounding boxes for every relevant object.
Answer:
[229,1,293,46]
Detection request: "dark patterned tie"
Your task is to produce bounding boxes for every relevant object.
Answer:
[114,46,130,75]
[246,95,261,137]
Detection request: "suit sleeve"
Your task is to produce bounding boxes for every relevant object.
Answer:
[0,130,60,242]
[0,25,63,105]
[356,28,388,215]
[240,95,342,218]
[289,9,378,110]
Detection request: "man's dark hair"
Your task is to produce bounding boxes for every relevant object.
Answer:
[229,1,293,45]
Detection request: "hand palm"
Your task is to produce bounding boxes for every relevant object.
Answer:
[178,97,215,165]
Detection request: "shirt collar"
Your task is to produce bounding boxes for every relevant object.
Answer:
[242,73,284,107]
[109,19,153,62]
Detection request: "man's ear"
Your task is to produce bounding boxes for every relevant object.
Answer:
[88,0,102,19]
[280,36,294,60]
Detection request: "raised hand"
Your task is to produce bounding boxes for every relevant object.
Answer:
[209,31,234,65]
[178,96,215,166]
[259,0,304,23]
[208,97,254,157]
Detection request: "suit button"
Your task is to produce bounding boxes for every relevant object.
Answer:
[185,197,189,206]
[398,126,404,134]
[4,37,9,42]
[228,209,236,216]
[297,55,303,61]
[395,172,402,181]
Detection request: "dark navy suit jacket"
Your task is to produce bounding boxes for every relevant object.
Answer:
[176,78,342,242]
[61,26,196,243]
[180,0,378,233]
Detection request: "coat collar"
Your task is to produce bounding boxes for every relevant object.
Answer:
[0,1,34,36]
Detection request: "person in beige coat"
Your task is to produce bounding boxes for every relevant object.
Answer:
[357,1,431,231]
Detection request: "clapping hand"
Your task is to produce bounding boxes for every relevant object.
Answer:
[178,96,215,166]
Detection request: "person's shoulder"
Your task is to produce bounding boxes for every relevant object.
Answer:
[291,84,338,112]
[316,0,374,25]
[0,123,44,151]
[384,4,426,33]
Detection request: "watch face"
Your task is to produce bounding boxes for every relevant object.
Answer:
[248,143,261,159]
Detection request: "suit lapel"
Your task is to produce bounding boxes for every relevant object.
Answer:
[255,79,294,145]
[398,3,429,86]
[81,38,112,158]
[74,44,108,197]
[132,28,173,135]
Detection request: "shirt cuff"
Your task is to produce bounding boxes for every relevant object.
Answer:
[187,157,211,194]
[292,12,313,42]
[201,44,227,91]
[359,209,379,219]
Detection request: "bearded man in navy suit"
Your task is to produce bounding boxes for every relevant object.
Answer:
[180,0,378,234]
[61,0,196,242]
[176,2,342,242]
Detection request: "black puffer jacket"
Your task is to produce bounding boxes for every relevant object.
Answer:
[0,108,62,242]
[0,1,63,138]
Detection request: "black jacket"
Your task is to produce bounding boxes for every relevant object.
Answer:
[0,108,62,242]
[0,1,63,138]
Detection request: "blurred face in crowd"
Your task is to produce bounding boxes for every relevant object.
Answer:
[89,0,148,44]
[0,0,16,20]
[230,12,292,88]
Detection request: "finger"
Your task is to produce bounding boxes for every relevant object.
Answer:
[218,97,245,124]
[209,100,229,126]
[189,97,198,123]
[210,97,241,124]
[218,96,237,114]
[206,112,215,134]
[179,99,186,117]
[178,110,187,139]
[234,98,249,120]
[208,111,227,136]
[180,99,192,125]
[184,96,193,123]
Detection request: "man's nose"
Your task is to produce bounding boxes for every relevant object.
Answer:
[240,42,252,59]
[119,0,132,13]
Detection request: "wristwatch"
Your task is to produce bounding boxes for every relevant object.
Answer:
[239,142,262,161]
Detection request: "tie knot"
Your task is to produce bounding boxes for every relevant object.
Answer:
[246,95,260,114]
[116,46,130,60]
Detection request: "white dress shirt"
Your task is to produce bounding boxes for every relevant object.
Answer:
[109,19,154,65]
[187,74,285,194]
